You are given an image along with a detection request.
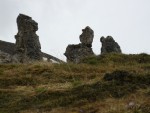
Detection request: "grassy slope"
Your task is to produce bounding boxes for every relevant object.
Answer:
[0,53,150,113]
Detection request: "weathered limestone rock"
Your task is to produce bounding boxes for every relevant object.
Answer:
[64,44,94,63]
[100,36,122,54]
[79,26,94,47]
[64,26,94,63]
[0,40,65,63]
[15,14,42,62]
[0,50,12,63]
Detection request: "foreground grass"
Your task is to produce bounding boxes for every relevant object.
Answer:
[0,53,150,113]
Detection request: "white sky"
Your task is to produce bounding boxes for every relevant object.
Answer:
[0,0,150,61]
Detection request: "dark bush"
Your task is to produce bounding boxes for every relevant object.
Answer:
[103,70,133,82]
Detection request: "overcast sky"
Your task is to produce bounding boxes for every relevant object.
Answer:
[0,0,150,61]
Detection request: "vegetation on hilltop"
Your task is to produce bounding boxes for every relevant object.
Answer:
[0,53,150,113]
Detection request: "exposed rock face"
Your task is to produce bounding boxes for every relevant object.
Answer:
[79,26,94,47]
[15,14,42,62]
[0,40,65,63]
[64,26,94,63]
[0,40,15,55]
[0,50,12,63]
[100,36,122,54]
[64,44,94,63]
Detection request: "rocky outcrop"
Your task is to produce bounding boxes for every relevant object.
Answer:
[64,26,94,63]
[79,26,94,47]
[65,44,94,63]
[0,40,64,63]
[100,36,122,54]
[0,50,12,63]
[15,14,42,62]
[0,40,15,55]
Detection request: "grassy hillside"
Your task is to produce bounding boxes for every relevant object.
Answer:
[0,53,150,113]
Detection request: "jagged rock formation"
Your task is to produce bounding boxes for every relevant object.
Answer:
[0,40,64,63]
[100,36,122,54]
[79,26,94,47]
[15,14,42,62]
[64,26,94,63]
[65,44,94,63]
[0,50,12,63]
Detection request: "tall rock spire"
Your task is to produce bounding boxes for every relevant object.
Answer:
[64,26,94,63]
[15,14,42,62]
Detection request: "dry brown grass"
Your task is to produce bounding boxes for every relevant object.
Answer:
[0,54,150,113]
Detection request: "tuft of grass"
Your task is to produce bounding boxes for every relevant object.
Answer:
[71,80,82,88]
[35,87,47,93]
[82,53,150,65]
